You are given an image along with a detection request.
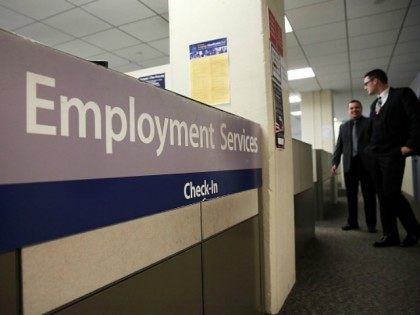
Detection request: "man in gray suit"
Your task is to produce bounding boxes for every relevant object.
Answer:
[332,100,377,232]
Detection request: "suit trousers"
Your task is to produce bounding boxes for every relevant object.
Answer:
[343,155,376,228]
[367,150,420,239]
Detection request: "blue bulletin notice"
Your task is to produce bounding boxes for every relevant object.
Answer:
[189,38,228,59]
[139,73,166,88]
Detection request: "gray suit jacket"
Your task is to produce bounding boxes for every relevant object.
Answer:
[332,116,370,173]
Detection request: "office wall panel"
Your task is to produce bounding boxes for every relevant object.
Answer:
[202,216,262,315]
[201,189,259,239]
[21,204,201,315]
[0,251,20,315]
[294,188,315,258]
[53,246,203,315]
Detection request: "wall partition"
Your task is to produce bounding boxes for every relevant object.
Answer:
[0,29,262,315]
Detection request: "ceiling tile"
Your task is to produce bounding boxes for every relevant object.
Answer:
[0,0,73,19]
[348,9,405,37]
[388,61,420,74]
[89,52,130,67]
[66,0,96,5]
[140,56,169,68]
[120,16,169,42]
[319,78,350,91]
[148,38,169,55]
[82,0,155,26]
[43,8,111,37]
[303,39,347,58]
[288,77,320,91]
[0,5,34,30]
[294,22,346,45]
[309,53,347,67]
[116,62,143,73]
[350,45,393,62]
[285,33,298,48]
[393,41,420,55]
[54,39,106,58]
[115,43,164,62]
[349,29,399,51]
[286,59,309,69]
[390,52,420,65]
[286,0,344,30]
[346,0,409,19]
[161,12,169,21]
[284,0,330,11]
[399,25,420,43]
[140,0,168,14]
[317,72,350,84]
[286,46,306,61]
[405,4,420,26]
[83,28,139,50]
[14,23,74,46]
[313,62,349,76]
[350,57,388,74]
[386,70,418,85]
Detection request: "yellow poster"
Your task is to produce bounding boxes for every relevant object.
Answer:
[189,38,230,105]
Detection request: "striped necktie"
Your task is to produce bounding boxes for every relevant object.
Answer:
[352,120,358,157]
[375,96,382,114]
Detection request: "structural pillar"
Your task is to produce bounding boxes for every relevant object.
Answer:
[169,0,295,313]
[301,90,334,153]
[301,90,337,215]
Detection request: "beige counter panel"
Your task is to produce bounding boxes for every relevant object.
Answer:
[21,204,201,315]
[201,189,259,239]
[292,140,314,195]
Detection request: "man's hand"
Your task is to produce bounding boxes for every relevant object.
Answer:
[401,146,413,155]
[331,164,337,173]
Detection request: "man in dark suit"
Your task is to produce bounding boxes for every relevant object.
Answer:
[363,69,420,247]
[332,100,377,232]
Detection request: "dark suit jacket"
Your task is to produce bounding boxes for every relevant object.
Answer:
[332,116,370,173]
[368,87,420,155]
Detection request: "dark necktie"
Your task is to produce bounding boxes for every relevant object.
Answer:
[352,120,358,157]
[375,96,382,114]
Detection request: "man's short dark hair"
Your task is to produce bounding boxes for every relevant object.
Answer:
[348,99,362,108]
[364,69,388,84]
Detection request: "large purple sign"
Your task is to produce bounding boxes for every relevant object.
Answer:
[0,29,262,252]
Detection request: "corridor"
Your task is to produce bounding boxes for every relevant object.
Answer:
[280,197,420,314]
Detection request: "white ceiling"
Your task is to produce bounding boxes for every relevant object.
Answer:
[286,0,420,95]
[0,0,419,99]
[0,0,169,73]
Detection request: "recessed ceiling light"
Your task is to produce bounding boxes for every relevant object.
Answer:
[289,93,301,103]
[287,67,315,81]
[291,111,302,116]
[285,16,293,33]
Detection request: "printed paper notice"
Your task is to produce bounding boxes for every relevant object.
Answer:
[189,38,230,105]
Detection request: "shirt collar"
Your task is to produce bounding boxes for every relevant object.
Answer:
[378,86,390,100]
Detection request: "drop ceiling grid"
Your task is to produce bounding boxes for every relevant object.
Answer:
[0,0,169,70]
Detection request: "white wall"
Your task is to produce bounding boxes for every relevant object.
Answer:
[332,90,374,121]
[169,0,295,313]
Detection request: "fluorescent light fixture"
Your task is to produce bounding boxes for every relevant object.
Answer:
[289,93,301,103]
[291,111,302,116]
[285,16,293,33]
[287,67,315,81]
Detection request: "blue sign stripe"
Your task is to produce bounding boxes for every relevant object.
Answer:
[0,169,261,252]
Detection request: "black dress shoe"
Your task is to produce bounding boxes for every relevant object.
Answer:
[373,236,400,248]
[342,224,359,231]
[400,235,418,247]
[367,227,377,233]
